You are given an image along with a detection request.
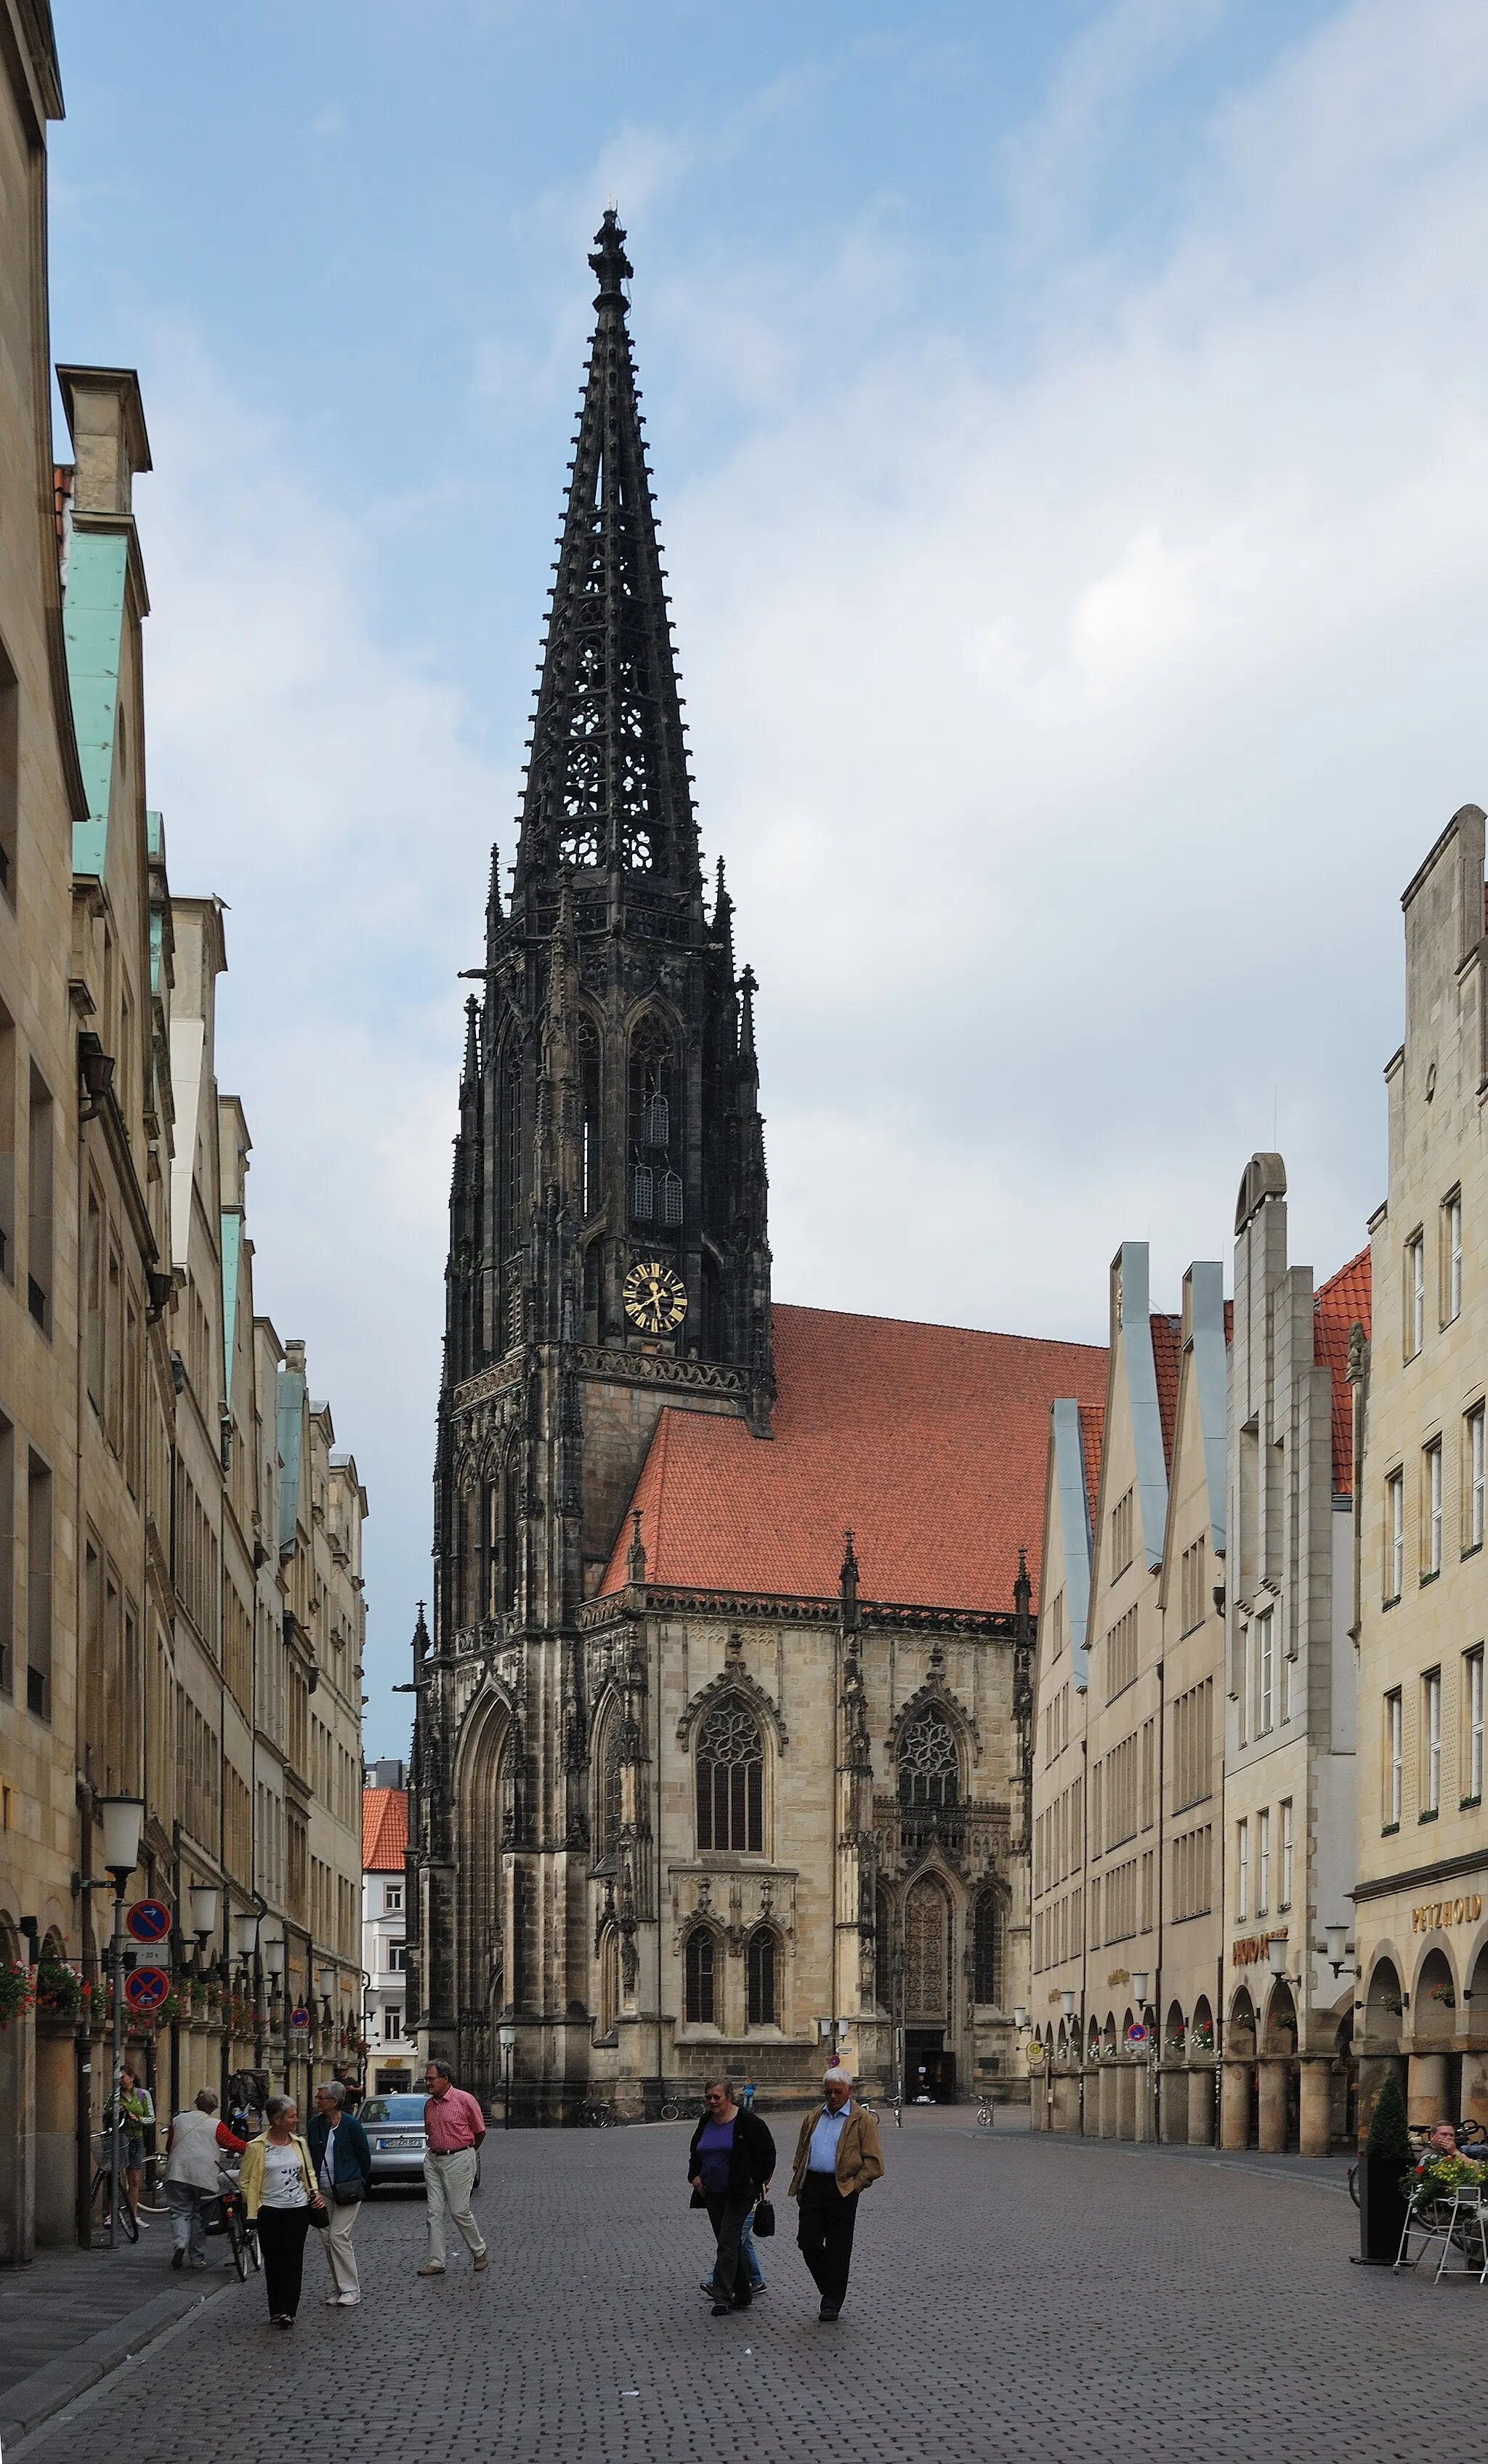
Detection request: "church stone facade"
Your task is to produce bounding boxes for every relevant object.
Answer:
[406,216,1107,2121]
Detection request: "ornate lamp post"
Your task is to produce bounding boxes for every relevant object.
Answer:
[98,1796,144,2250]
[499,2022,516,2130]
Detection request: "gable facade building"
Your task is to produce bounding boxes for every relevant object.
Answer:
[1354,806,1488,2138]
[407,216,1107,2122]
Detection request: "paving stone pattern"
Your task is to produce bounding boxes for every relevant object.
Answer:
[11,2111,1486,2464]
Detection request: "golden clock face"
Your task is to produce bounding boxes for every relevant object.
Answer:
[623,1259,689,1336]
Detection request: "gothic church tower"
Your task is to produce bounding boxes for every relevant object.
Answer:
[411,214,772,2101]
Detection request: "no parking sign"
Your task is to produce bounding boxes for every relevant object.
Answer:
[124,1965,171,2014]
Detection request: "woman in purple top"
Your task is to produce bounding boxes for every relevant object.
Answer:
[687,2077,776,2316]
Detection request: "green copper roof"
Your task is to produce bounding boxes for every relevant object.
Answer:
[221,1212,243,1410]
[62,530,129,879]
[278,1367,305,1553]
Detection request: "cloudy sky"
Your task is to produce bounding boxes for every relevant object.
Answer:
[45,0,1488,1753]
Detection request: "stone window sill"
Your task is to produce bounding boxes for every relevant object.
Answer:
[1419,1807,1440,1823]
[1381,1822,1400,1836]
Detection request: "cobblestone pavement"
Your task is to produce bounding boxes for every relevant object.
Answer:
[9,2109,1485,2464]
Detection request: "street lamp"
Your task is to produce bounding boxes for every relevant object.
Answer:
[187,1885,219,1968]
[99,1796,143,2253]
[232,1910,259,1962]
[498,2023,516,2130]
[1059,1990,1076,2020]
[1319,1923,1356,1979]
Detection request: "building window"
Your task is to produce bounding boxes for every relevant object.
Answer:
[383,2005,403,2041]
[578,1014,602,1219]
[1386,1689,1403,1827]
[0,1413,11,1694]
[387,1942,408,1971]
[1237,1625,1248,1748]
[25,1451,51,1720]
[903,1875,951,2020]
[972,1887,1002,2005]
[684,1926,716,2025]
[1236,1819,1249,1923]
[1279,1634,1291,1725]
[0,1017,14,1281]
[1444,1192,1463,1324]
[1465,1649,1484,1803]
[695,1696,764,1852]
[27,1067,53,1334]
[1468,1407,1485,1555]
[897,1702,960,1809]
[1257,1612,1274,1736]
[0,633,16,904]
[1257,1807,1271,1915]
[1106,1606,1139,1701]
[1111,1488,1134,1576]
[1280,1798,1293,1910]
[745,1928,777,2027]
[384,1884,402,1912]
[629,1017,676,1227]
[1046,1591,1065,1663]
[1423,1441,1443,1578]
[1180,1537,1206,1636]
[1406,1232,1425,1359]
[1386,1472,1404,1604]
[1423,1671,1442,1816]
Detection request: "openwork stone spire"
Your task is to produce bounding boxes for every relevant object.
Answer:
[514,209,698,902]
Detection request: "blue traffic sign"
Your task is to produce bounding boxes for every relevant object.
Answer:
[124,1965,171,2012]
[126,1899,172,1944]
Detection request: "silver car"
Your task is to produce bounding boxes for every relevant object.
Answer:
[362,2093,429,2188]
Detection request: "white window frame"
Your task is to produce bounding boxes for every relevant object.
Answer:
[1387,1690,1403,1827]
[1407,1234,1425,1358]
[1280,1798,1293,1909]
[383,2004,403,2041]
[1447,1193,1463,1324]
[1237,1818,1249,1923]
[1425,1670,1442,1814]
[1470,1407,1485,1554]
[1257,1807,1271,1915]
[1467,1647,1484,1803]
[1387,1472,1404,1603]
[1257,1612,1274,1736]
[1425,1440,1443,1578]
[384,1882,403,1912]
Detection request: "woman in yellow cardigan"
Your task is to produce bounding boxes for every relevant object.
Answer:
[240,2098,327,2327]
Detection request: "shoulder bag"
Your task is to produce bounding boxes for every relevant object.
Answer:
[299,2136,331,2226]
[752,2197,776,2238]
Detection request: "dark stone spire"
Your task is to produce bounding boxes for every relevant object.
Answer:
[513,208,698,908]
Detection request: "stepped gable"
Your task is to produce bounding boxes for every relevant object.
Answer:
[1314,1245,1372,1497]
[601,1300,1107,1615]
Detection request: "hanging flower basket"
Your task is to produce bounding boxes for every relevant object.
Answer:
[0,1960,35,2029]
[35,1958,88,2020]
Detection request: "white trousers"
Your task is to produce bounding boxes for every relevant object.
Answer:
[320,2193,361,2297]
[424,2146,485,2265]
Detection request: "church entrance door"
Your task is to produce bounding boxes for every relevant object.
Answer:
[906,2029,955,2104]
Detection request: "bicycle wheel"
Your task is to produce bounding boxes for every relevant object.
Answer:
[976,2105,995,2129]
[660,2100,680,2122]
[246,2218,262,2272]
[120,2192,140,2242]
[226,2205,248,2281]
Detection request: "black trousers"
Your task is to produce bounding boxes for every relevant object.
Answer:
[704,2195,754,2303]
[256,2205,312,2319]
[796,2174,859,2309]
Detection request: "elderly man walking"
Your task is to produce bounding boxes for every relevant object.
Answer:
[418,2059,488,2277]
[787,2061,884,2320]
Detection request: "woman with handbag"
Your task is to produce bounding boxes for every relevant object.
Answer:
[238,2096,328,2327]
[687,2077,776,2316]
[307,2080,373,2306]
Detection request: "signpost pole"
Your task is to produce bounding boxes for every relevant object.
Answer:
[108,1885,125,2251]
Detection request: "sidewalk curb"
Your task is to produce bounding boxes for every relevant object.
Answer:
[0,2273,235,2452]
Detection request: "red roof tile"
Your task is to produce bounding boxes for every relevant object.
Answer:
[599,1301,1107,1615]
[1150,1314,1181,1471]
[1078,1404,1105,1542]
[1314,1247,1372,1498]
[363,1789,407,1873]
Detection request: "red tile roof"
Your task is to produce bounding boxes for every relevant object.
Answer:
[1314,1247,1372,1498]
[599,1301,1107,1615]
[1078,1404,1105,1542]
[1150,1314,1181,1471]
[363,1789,407,1873]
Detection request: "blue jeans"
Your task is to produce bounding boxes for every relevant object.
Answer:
[708,2207,764,2292]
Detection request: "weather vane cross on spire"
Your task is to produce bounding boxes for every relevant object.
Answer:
[589,206,633,310]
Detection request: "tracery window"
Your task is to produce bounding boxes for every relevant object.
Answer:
[972,1887,1001,2006]
[597,1924,620,2037]
[499,1042,522,1255]
[695,1695,764,1853]
[874,1889,893,2011]
[684,1926,716,2024]
[897,1703,960,1809]
[578,1014,602,1218]
[746,1928,777,2027]
[594,1705,623,1859]
[903,1876,950,2021]
[629,1017,674,1224]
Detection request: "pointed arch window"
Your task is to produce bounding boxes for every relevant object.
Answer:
[597,1923,620,2039]
[746,1927,777,2027]
[972,1886,1002,2007]
[684,1926,716,2024]
[594,1702,623,1860]
[875,1889,893,2013]
[629,1017,675,1227]
[695,1694,764,1853]
[904,1876,951,2021]
[897,1703,960,1809]
[578,1014,602,1217]
[499,1041,522,1255]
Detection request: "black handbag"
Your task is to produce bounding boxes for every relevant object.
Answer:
[333,2177,366,2206]
[752,2198,776,2239]
[307,2200,330,2229]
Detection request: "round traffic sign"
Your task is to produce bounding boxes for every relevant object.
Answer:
[124,1965,171,2013]
[1126,2021,1147,2045]
[126,1899,172,1944]
[289,2004,311,2031]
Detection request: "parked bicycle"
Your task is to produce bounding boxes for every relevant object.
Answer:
[89,2135,139,2242]
[578,2099,614,2128]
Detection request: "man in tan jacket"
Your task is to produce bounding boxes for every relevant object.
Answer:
[787,2061,884,2320]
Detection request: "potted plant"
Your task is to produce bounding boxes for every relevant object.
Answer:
[35,1957,86,2021]
[1356,2071,1412,2265]
[0,1960,35,2029]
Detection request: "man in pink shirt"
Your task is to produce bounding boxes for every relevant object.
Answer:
[418,2059,488,2276]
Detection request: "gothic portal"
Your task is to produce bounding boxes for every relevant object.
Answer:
[408,215,1107,2121]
